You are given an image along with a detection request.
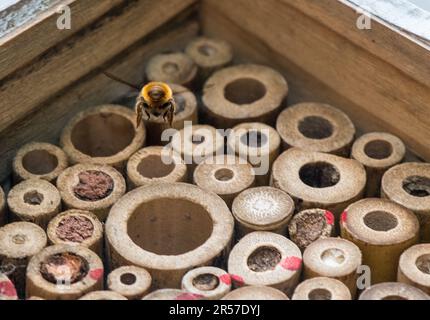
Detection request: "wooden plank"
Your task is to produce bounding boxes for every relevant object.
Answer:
[0,19,199,182]
[285,0,430,88]
[347,0,430,42]
[201,0,430,160]
[0,0,196,134]
[0,0,126,80]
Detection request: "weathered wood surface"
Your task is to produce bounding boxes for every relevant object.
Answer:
[0,19,198,182]
[347,0,430,42]
[0,0,125,80]
[201,0,430,161]
[287,0,430,87]
[0,0,196,134]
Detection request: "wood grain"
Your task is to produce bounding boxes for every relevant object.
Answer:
[201,0,430,160]
[0,19,199,182]
[0,0,196,133]
[286,0,430,88]
[0,0,125,80]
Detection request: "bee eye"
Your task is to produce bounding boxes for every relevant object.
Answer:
[143,102,150,109]
[162,102,171,108]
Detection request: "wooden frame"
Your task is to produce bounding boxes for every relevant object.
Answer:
[0,0,429,182]
[0,0,198,181]
[201,0,430,159]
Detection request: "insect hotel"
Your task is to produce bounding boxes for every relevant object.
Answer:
[0,0,429,301]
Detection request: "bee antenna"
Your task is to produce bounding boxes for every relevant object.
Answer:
[100,69,141,91]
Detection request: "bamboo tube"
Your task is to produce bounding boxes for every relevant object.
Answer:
[60,104,146,171]
[56,163,126,222]
[7,179,61,229]
[145,52,197,88]
[105,183,234,289]
[398,244,430,294]
[232,187,294,239]
[193,154,255,208]
[107,266,152,300]
[292,277,351,300]
[351,132,405,197]
[26,244,104,300]
[359,282,429,300]
[181,266,231,300]
[202,64,288,129]
[381,162,430,242]
[47,210,103,257]
[0,222,47,297]
[222,286,289,300]
[142,289,201,300]
[288,209,335,251]
[185,37,233,84]
[228,231,301,296]
[227,122,281,185]
[171,124,224,180]
[271,148,366,220]
[79,291,127,300]
[0,273,18,300]
[340,198,419,283]
[13,142,68,183]
[302,237,362,297]
[276,102,355,156]
[126,146,187,189]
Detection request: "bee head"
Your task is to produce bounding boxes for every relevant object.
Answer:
[141,82,173,104]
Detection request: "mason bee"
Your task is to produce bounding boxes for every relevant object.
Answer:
[102,71,177,127]
[136,82,175,127]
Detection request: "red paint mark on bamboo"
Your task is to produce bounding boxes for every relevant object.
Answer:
[280,256,302,271]
[230,274,244,287]
[325,210,334,225]
[341,211,348,224]
[89,268,103,281]
[219,274,231,285]
[0,280,17,297]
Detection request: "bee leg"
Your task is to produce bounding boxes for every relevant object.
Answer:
[145,109,151,120]
[163,100,175,127]
[134,97,144,128]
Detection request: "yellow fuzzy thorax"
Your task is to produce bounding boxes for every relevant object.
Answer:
[141,81,173,104]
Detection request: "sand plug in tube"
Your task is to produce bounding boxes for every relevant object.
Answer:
[232,186,294,239]
[47,209,103,256]
[56,163,126,222]
[288,208,335,251]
